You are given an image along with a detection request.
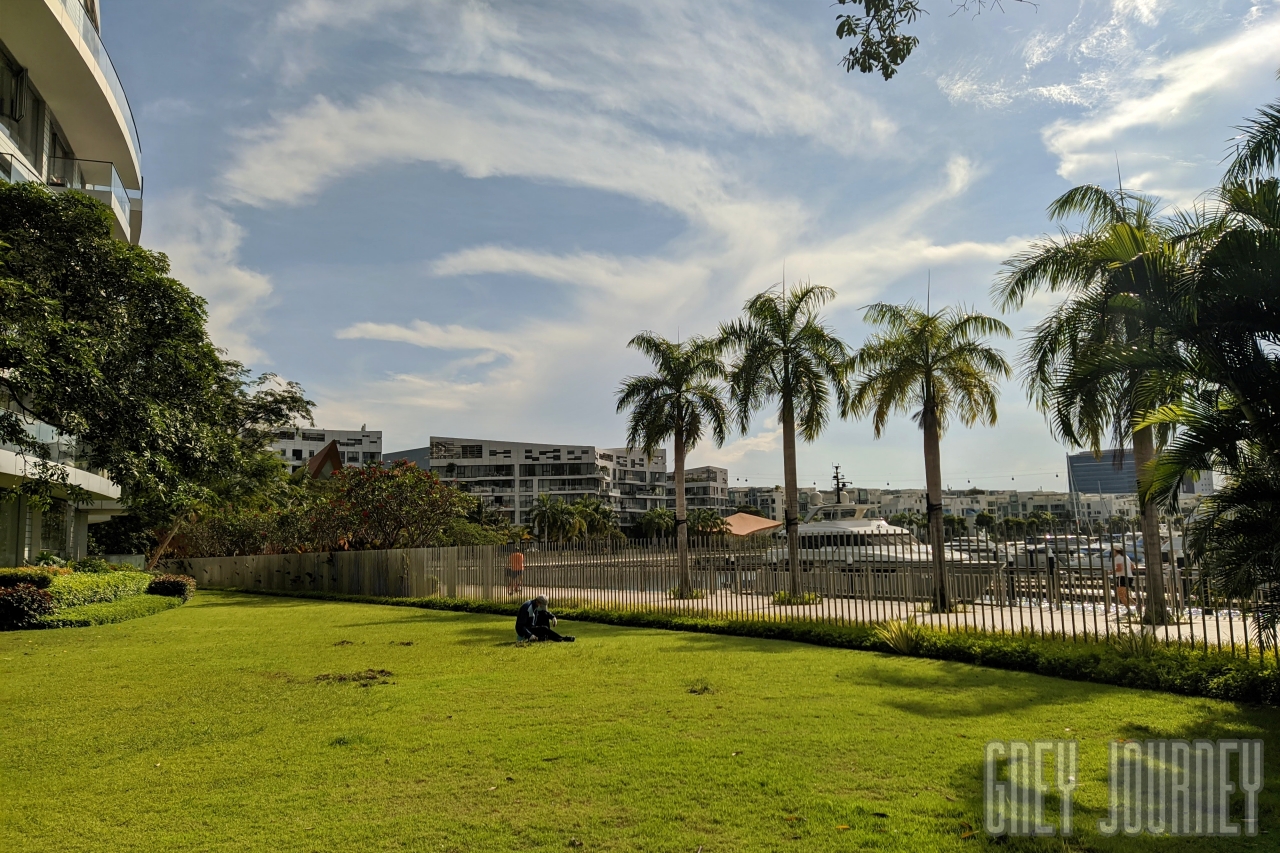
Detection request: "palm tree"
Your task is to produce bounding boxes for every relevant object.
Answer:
[687,507,730,537]
[848,301,1011,611]
[1225,88,1280,182]
[616,333,728,594]
[719,282,852,597]
[526,493,583,543]
[637,506,675,539]
[572,496,620,539]
[995,184,1183,622]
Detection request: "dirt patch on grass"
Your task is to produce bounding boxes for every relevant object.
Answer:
[315,669,394,687]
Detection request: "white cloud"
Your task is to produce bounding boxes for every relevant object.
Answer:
[336,320,521,358]
[1043,16,1280,194]
[145,192,273,361]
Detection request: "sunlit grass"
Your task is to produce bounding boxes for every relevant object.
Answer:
[1,591,1277,852]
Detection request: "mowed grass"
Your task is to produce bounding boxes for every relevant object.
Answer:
[2,592,1278,853]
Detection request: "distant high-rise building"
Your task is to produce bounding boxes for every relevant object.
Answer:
[1065,450,1138,495]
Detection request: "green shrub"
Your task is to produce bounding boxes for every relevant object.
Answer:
[0,584,56,629]
[33,551,65,567]
[147,574,197,601]
[38,594,183,629]
[46,572,152,609]
[0,568,56,589]
[69,557,133,574]
[771,591,822,606]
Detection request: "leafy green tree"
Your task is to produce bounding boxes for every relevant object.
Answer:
[974,511,996,534]
[942,514,966,540]
[995,184,1183,622]
[0,182,312,567]
[616,333,727,594]
[720,282,852,597]
[833,1,1035,80]
[848,302,1010,611]
[311,461,474,550]
[734,504,765,517]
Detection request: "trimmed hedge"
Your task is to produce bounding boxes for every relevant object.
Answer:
[46,572,152,609]
[226,587,1280,706]
[147,574,196,601]
[0,584,56,629]
[0,568,58,589]
[38,594,183,629]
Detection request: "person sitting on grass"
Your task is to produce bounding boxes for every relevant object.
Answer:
[515,595,575,643]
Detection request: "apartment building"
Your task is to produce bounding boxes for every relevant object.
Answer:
[383,437,670,529]
[727,485,823,521]
[676,465,731,516]
[271,428,382,474]
[2,1,143,242]
[1,1,142,564]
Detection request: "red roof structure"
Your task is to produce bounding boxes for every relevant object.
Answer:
[305,440,346,480]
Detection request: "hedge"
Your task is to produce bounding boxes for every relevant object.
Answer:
[147,574,197,601]
[38,595,183,629]
[0,568,58,589]
[226,587,1280,707]
[45,572,152,609]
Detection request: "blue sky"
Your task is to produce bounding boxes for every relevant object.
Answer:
[106,0,1280,491]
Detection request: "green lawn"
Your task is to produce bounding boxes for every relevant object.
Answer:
[2,591,1277,853]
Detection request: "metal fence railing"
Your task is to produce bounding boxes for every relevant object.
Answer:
[167,525,1275,664]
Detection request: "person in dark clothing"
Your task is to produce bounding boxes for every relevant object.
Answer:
[515,595,575,642]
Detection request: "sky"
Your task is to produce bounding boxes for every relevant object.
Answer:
[103,0,1280,492]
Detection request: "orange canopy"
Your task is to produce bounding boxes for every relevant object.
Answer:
[723,512,783,537]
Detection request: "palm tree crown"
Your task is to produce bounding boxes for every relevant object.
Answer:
[718,282,852,441]
[615,333,728,458]
[847,302,1011,437]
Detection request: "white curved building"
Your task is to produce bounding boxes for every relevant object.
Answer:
[1,0,142,242]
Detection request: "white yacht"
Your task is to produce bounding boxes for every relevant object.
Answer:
[763,507,992,569]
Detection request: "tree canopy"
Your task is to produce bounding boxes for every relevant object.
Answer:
[0,182,312,555]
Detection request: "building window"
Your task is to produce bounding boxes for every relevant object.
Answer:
[346,452,360,464]
[301,430,325,442]
[292,449,303,460]
[362,452,380,464]
[461,445,483,459]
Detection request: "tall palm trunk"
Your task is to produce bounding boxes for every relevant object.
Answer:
[674,426,691,596]
[1132,425,1169,623]
[922,396,950,611]
[782,398,801,597]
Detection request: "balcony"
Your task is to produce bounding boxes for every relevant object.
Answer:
[4,1,142,190]
[46,157,136,240]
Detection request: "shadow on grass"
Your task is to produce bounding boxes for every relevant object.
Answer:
[856,659,1115,719]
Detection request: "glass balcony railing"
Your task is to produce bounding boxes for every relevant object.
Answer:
[0,151,41,184]
[46,156,130,231]
[0,414,87,471]
[53,0,143,175]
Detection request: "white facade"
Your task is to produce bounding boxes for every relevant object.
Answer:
[272,427,383,474]
[677,465,731,515]
[2,1,144,242]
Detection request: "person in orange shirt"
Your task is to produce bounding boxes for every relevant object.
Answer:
[506,547,525,594]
